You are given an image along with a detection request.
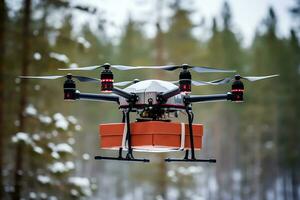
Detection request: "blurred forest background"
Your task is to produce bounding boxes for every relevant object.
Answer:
[0,0,299,199]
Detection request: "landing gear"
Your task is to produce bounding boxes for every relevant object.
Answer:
[165,106,216,163]
[95,108,150,163]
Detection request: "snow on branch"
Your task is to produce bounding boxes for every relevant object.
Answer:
[68,177,92,197]
[77,36,91,49]
[48,161,75,173]
[49,52,70,63]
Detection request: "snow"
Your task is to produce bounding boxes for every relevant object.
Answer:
[49,143,74,154]
[34,84,40,91]
[265,141,274,149]
[232,170,242,182]
[177,166,203,175]
[167,170,175,178]
[65,161,75,169]
[55,143,73,154]
[25,104,37,116]
[14,120,20,127]
[77,36,91,48]
[53,113,69,130]
[33,146,44,154]
[75,124,82,131]
[48,161,74,173]
[69,177,92,196]
[12,132,32,145]
[40,192,47,199]
[51,152,60,159]
[82,153,90,160]
[48,196,58,200]
[15,77,21,84]
[33,52,42,60]
[29,192,37,199]
[49,52,70,63]
[68,138,76,145]
[67,115,78,124]
[46,133,52,139]
[48,142,55,149]
[37,175,51,184]
[69,63,78,69]
[52,130,58,137]
[70,189,79,196]
[39,115,52,124]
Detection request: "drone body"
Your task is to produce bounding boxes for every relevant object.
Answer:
[20,63,278,163]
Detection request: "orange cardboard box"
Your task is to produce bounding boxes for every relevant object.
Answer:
[99,121,203,150]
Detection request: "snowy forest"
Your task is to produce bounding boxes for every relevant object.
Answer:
[0,0,300,199]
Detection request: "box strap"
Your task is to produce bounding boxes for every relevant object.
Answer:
[179,123,185,151]
[121,122,127,150]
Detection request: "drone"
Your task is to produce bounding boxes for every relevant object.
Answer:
[20,63,278,163]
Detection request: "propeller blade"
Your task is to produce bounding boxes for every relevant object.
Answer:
[242,74,279,82]
[170,80,213,86]
[58,65,101,71]
[209,77,233,85]
[58,64,235,73]
[113,81,134,86]
[19,75,99,82]
[111,65,180,71]
[191,80,214,86]
[72,76,99,82]
[19,75,65,79]
[190,66,236,73]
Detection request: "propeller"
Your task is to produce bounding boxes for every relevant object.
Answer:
[58,63,236,73]
[171,80,214,86]
[19,74,100,83]
[113,79,140,87]
[209,74,279,85]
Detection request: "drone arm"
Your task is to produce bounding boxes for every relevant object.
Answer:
[157,88,181,103]
[184,93,232,104]
[112,87,138,102]
[76,91,119,103]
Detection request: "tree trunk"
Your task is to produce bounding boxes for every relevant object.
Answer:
[0,0,6,198]
[13,0,31,199]
[291,168,299,200]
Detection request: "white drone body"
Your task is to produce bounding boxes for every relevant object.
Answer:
[118,80,185,109]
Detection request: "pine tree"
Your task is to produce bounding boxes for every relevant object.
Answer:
[165,3,197,64]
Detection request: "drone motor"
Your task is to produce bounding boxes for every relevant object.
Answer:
[100,63,114,93]
[231,74,244,102]
[63,73,77,101]
[179,64,192,93]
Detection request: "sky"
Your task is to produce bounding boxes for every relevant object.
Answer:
[71,0,296,46]
[7,0,297,46]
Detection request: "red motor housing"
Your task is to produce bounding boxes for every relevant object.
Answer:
[101,68,114,93]
[63,74,76,101]
[179,69,191,94]
[231,75,244,102]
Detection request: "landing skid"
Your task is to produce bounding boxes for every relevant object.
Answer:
[95,156,150,162]
[165,158,216,163]
[94,147,150,163]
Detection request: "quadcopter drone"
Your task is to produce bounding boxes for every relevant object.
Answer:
[20,63,278,163]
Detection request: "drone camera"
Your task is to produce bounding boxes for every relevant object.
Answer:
[179,69,191,93]
[101,68,114,93]
[63,75,76,101]
[231,75,244,102]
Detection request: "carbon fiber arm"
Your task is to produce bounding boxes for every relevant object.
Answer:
[184,93,232,104]
[76,91,119,103]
